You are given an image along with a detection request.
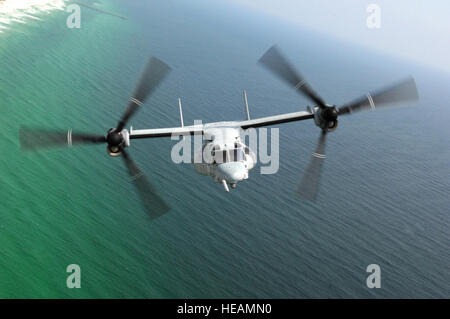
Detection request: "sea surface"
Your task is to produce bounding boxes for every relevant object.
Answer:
[0,0,449,298]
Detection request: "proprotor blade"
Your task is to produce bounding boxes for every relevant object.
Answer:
[258,45,327,109]
[297,131,327,201]
[117,57,171,131]
[19,127,106,151]
[338,77,419,115]
[121,150,170,220]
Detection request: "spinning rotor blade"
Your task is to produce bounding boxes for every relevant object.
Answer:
[258,45,327,109]
[297,131,327,201]
[121,150,170,220]
[338,77,419,115]
[19,127,106,151]
[117,57,171,131]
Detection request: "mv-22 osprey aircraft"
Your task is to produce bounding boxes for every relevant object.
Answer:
[20,46,419,219]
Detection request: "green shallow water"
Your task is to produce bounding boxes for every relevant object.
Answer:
[0,0,449,298]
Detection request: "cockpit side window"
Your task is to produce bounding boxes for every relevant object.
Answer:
[214,150,227,164]
[214,149,244,163]
[232,149,244,162]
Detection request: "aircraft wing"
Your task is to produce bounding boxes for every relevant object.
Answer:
[238,110,314,129]
[129,124,203,139]
[128,110,314,139]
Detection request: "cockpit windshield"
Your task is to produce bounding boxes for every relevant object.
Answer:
[214,148,244,163]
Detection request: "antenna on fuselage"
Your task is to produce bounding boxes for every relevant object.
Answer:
[178,98,184,127]
[178,98,186,141]
[243,90,250,120]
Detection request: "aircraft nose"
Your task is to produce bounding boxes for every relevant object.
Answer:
[216,162,246,183]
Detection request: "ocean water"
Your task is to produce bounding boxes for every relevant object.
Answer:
[0,0,449,298]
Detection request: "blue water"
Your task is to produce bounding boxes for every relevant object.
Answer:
[0,0,448,298]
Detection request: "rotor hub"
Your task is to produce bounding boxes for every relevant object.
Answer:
[106,128,125,156]
[323,106,338,122]
[106,128,124,147]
